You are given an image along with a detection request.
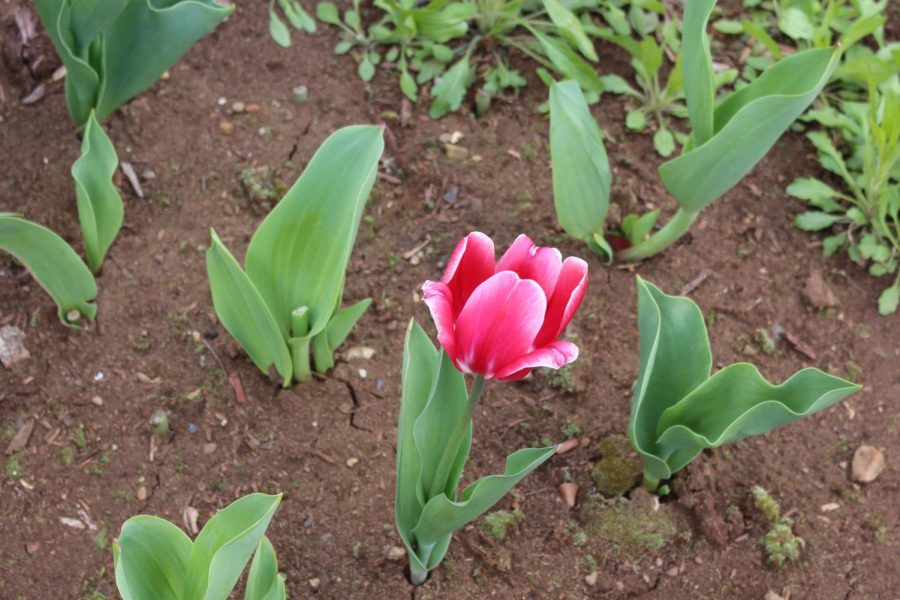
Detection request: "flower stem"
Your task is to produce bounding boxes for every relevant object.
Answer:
[410,562,429,586]
[616,207,700,262]
[428,376,486,499]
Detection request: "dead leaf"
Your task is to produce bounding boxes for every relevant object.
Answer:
[5,419,34,454]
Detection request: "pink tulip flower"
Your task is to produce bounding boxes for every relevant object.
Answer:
[423,232,588,381]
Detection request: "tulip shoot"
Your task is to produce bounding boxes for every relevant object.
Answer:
[0,214,97,327]
[629,278,860,492]
[207,126,384,386]
[113,493,285,600]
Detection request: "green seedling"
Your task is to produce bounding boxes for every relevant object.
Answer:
[752,485,805,568]
[629,278,860,492]
[482,509,524,542]
[207,126,384,385]
[269,0,316,47]
[113,493,285,599]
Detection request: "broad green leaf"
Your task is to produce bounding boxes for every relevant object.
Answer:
[71,110,123,273]
[653,127,675,157]
[655,365,859,473]
[786,177,839,203]
[794,211,842,231]
[316,1,340,24]
[541,0,597,61]
[681,0,716,145]
[410,445,556,555]
[625,109,646,131]
[324,298,372,351]
[549,81,611,241]
[244,126,384,341]
[600,74,640,96]
[206,230,293,385]
[244,537,286,600]
[185,494,282,600]
[396,321,440,575]
[429,57,471,119]
[113,516,192,600]
[878,284,899,315]
[67,0,128,52]
[0,214,97,326]
[839,14,885,48]
[660,48,839,213]
[358,57,376,81]
[630,277,712,485]
[269,6,292,48]
[778,7,813,40]
[530,28,603,93]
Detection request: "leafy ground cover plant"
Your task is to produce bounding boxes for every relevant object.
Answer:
[549,0,839,262]
[113,493,285,599]
[35,0,233,129]
[628,277,860,492]
[397,232,588,584]
[0,214,97,327]
[751,485,805,568]
[316,0,603,118]
[790,87,900,315]
[269,0,316,47]
[207,125,384,386]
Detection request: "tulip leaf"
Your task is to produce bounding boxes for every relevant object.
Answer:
[245,126,383,342]
[113,516,192,600]
[410,445,557,556]
[549,80,611,241]
[324,298,372,351]
[184,494,282,600]
[660,46,839,213]
[681,0,716,145]
[244,537,286,600]
[72,110,123,273]
[530,27,603,93]
[0,214,98,327]
[206,229,293,385]
[630,278,859,488]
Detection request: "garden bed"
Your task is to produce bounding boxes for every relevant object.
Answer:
[0,3,897,598]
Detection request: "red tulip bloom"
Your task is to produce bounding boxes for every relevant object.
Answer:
[423,232,588,381]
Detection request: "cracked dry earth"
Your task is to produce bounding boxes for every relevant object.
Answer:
[0,2,898,599]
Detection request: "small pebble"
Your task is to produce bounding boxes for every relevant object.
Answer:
[358,368,367,379]
[246,103,261,113]
[231,101,246,113]
[217,96,227,106]
[91,396,103,406]
[203,442,217,455]
[851,445,885,483]
[219,121,234,135]
[385,546,406,561]
[141,169,156,180]
[308,578,320,590]
[137,485,147,501]
[346,457,359,468]
[584,571,598,586]
[187,423,199,434]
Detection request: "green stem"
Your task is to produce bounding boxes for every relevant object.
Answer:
[643,471,660,493]
[428,376,486,499]
[312,332,334,374]
[410,542,435,586]
[616,207,700,262]
[290,306,312,383]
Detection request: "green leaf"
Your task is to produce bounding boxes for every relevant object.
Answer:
[0,214,97,326]
[549,81,611,241]
[429,56,471,119]
[712,19,743,34]
[794,211,842,231]
[206,229,293,385]
[323,298,372,353]
[786,177,839,203]
[395,321,440,575]
[541,0,597,61]
[839,14,885,48]
[185,494,282,600]
[244,126,384,342]
[316,1,340,24]
[660,48,839,213]
[530,28,603,93]
[625,109,646,131]
[280,0,317,33]
[822,232,847,257]
[878,284,899,315]
[410,445,557,553]
[741,19,783,59]
[358,57,376,81]
[681,0,716,145]
[113,516,192,600]
[67,0,128,52]
[400,68,418,101]
[244,537,286,600]
[653,127,675,157]
[72,110,123,273]
[269,6,292,47]
[628,209,660,243]
[334,40,353,54]
[778,7,813,41]
[600,74,639,96]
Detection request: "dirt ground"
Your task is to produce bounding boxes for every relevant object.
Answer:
[0,3,897,599]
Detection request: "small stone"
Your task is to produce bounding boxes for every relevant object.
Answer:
[559,482,579,509]
[137,485,147,501]
[344,346,375,360]
[584,571,598,586]
[66,310,81,323]
[0,325,30,368]
[25,541,40,555]
[219,121,234,135]
[820,502,840,512]
[140,169,156,181]
[765,592,786,600]
[246,103,261,113]
[217,96,227,106]
[851,445,885,483]
[443,143,468,161]
[385,546,406,561]
[292,85,309,104]
[91,396,103,406]
[666,566,679,577]
[231,101,246,113]
[160,70,170,80]
[803,270,837,308]
[346,457,359,468]
[203,442,217,455]
[308,578,320,590]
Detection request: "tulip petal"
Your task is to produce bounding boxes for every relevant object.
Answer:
[534,257,588,348]
[442,232,495,317]
[422,280,458,364]
[454,272,546,378]
[494,340,579,381]
[495,234,563,300]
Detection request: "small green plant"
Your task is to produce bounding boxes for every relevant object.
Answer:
[628,278,859,492]
[581,495,677,555]
[207,126,384,385]
[482,509,524,542]
[546,363,577,393]
[268,0,316,47]
[752,485,805,568]
[790,87,900,315]
[5,452,24,480]
[113,493,285,599]
[591,435,641,497]
[0,214,97,327]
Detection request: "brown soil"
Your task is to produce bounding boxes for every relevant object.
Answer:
[1,4,898,599]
